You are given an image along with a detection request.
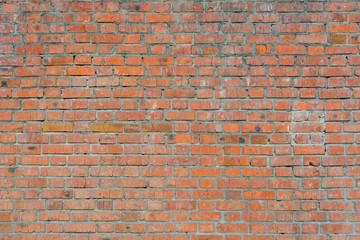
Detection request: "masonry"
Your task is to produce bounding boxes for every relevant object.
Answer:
[0,0,360,239]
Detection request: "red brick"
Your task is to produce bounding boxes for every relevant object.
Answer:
[92,123,123,133]
[16,45,46,55]
[1,3,359,237]
[144,57,174,66]
[275,45,306,55]
[65,67,95,76]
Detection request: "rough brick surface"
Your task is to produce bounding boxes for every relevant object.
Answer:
[1,0,360,239]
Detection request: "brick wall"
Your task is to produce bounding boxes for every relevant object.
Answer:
[1,1,360,239]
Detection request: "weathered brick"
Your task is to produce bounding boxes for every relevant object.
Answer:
[1,2,359,237]
[92,123,123,133]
